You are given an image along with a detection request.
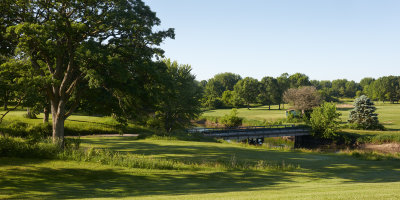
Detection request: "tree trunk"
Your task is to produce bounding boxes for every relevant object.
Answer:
[51,99,65,148]
[278,103,281,110]
[268,105,271,110]
[43,105,49,123]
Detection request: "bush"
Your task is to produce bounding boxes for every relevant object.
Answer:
[26,123,52,144]
[220,109,243,128]
[286,111,304,123]
[309,102,341,139]
[0,121,29,137]
[65,137,81,150]
[0,136,59,158]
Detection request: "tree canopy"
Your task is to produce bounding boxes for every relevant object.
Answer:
[3,0,174,146]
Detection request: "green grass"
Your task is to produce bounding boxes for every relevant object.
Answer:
[203,102,400,139]
[0,110,149,135]
[201,104,289,125]
[1,137,400,199]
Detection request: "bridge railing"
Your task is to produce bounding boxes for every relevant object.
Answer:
[188,124,298,134]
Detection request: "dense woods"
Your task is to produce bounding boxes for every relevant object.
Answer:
[200,72,400,109]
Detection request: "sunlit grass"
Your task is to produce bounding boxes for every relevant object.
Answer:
[2,136,400,199]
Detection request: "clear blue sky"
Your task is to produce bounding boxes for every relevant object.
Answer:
[144,0,400,82]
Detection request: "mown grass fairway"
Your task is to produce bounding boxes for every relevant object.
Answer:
[202,104,288,123]
[1,137,400,199]
[203,102,400,134]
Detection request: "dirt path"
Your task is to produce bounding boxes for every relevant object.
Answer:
[362,143,400,153]
[68,134,138,138]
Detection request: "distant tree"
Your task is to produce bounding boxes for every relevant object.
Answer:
[309,102,341,139]
[371,77,390,102]
[202,79,224,109]
[331,79,348,97]
[283,86,321,114]
[318,88,338,102]
[222,90,243,108]
[310,80,322,90]
[385,76,400,103]
[289,73,311,88]
[360,77,375,97]
[202,73,242,109]
[319,80,333,89]
[344,80,359,98]
[348,95,382,130]
[234,77,259,109]
[276,73,290,109]
[258,76,280,110]
[213,72,242,91]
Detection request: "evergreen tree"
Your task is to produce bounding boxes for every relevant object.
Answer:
[348,95,382,130]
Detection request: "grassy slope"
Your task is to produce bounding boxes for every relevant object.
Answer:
[202,105,288,122]
[1,137,400,199]
[0,110,147,135]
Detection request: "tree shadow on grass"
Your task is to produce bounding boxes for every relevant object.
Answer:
[3,139,400,199]
[81,139,400,183]
[0,157,294,199]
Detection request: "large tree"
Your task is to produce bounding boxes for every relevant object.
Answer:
[276,73,290,109]
[258,76,280,110]
[234,77,259,109]
[283,86,321,114]
[152,59,202,132]
[5,0,174,146]
[288,73,311,88]
[202,72,241,109]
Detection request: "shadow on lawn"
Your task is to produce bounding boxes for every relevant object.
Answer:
[2,138,400,199]
[82,138,400,183]
[0,158,294,199]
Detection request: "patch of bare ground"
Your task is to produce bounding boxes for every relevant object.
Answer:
[336,104,354,109]
[68,134,138,138]
[361,143,400,153]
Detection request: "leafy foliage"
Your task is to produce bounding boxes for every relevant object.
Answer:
[220,109,243,128]
[309,102,341,139]
[3,0,174,145]
[283,86,321,113]
[150,59,202,132]
[258,76,280,109]
[233,77,259,108]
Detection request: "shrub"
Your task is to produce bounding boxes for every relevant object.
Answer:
[64,137,81,150]
[220,108,243,128]
[0,136,59,158]
[26,123,52,144]
[309,102,341,139]
[0,121,29,137]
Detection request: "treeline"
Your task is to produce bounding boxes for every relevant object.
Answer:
[200,72,400,109]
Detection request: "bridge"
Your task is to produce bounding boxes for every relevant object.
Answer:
[189,125,310,146]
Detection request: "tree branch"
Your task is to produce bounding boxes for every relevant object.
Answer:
[0,96,25,125]
[64,97,80,119]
